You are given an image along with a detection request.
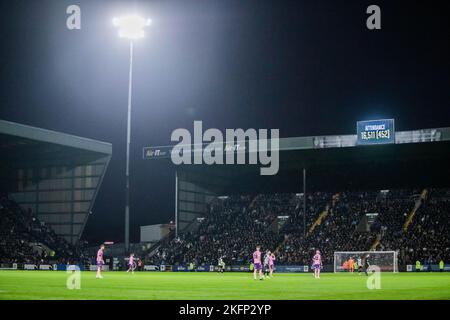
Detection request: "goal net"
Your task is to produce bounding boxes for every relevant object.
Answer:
[333,251,398,273]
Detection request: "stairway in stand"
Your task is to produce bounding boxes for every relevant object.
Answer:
[402,189,428,232]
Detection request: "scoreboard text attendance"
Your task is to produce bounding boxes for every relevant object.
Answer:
[357,119,395,145]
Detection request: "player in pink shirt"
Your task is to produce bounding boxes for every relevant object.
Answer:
[312,250,322,279]
[126,253,135,274]
[269,252,276,278]
[96,244,105,279]
[253,246,263,280]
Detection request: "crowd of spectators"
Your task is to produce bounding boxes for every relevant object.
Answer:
[152,194,292,265]
[381,189,450,265]
[278,190,420,264]
[2,187,449,268]
[0,193,87,265]
[150,188,449,267]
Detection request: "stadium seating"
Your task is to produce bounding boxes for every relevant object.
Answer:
[149,188,449,267]
[379,189,450,265]
[2,188,448,268]
[0,194,87,265]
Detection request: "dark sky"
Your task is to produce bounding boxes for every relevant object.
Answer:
[0,0,449,244]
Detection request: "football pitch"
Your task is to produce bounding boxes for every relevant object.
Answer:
[0,271,449,300]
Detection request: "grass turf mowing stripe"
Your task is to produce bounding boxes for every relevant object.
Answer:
[0,271,449,300]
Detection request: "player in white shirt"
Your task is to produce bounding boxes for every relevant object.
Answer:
[357,257,363,274]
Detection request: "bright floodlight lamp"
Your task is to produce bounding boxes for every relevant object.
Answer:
[113,15,151,39]
[113,14,151,254]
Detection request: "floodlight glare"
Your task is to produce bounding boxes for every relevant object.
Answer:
[112,14,151,253]
[113,15,151,40]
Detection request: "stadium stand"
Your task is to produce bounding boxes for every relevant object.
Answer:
[150,194,282,265]
[0,120,111,267]
[148,188,449,268]
[379,188,450,265]
[0,194,88,264]
[1,187,449,270]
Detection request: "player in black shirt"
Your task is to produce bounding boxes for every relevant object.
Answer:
[364,255,370,276]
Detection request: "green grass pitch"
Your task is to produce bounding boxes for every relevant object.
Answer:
[0,271,449,300]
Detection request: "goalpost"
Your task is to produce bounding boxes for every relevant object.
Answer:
[333,251,398,273]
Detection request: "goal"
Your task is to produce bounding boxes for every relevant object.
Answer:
[333,251,398,273]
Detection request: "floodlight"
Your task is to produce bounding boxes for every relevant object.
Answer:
[112,14,151,253]
[113,15,151,40]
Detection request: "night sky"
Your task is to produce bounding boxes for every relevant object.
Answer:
[0,0,449,244]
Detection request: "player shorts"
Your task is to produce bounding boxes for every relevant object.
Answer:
[97,261,103,269]
[269,264,274,270]
[313,263,320,269]
[254,263,262,270]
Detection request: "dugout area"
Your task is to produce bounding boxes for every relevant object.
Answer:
[144,126,450,234]
[0,119,112,244]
